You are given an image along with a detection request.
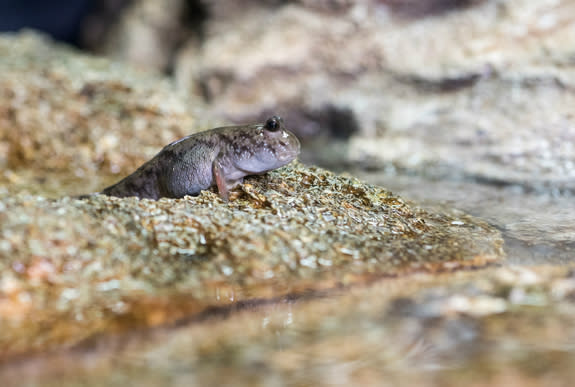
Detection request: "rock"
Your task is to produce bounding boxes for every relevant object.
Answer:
[354,173,575,264]
[0,31,205,196]
[3,266,575,386]
[82,0,190,72]
[0,162,504,358]
[173,0,575,191]
[0,32,503,359]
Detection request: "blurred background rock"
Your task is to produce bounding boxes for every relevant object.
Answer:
[4,0,573,194]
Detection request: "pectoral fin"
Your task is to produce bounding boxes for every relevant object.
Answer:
[212,156,243,201]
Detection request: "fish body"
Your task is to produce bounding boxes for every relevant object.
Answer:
[101,116,300,200]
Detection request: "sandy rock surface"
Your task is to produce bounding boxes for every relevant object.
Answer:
[0,32,503,362]
[0,31,203,197]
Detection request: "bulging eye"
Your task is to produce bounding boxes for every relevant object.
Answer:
[264,116,282,132]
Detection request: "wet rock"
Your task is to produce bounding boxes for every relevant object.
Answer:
[3,266,575,386]
[0,161,504,358]
[0,32,503,359]
[355,173,575,264]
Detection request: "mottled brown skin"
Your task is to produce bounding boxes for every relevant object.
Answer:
[101,116,300,200]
